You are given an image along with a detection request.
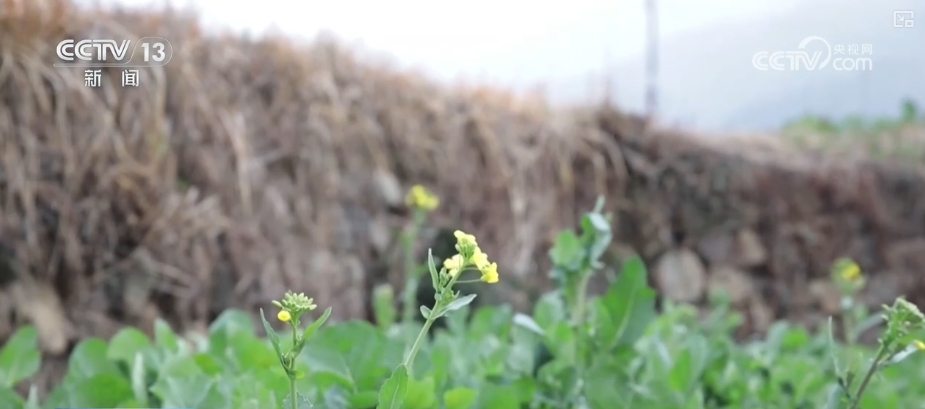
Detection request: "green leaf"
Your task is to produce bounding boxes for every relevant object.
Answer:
[549,230,583,270]
[282,391,314,409]
[107,327,152,365]
[68,338,121,379]
[153,319,180,352]
[210,309,256,359]
[443,387,477,409]
[192,352,225,375]
[130,353,148,406]
[580,210,612,262]
[420,305,432,320]
[427,249,440,291]
[475,383,521,409]
[585,359,634,409]
[304,307,333,341]
[23,385,40,409]
[259,309,284,365]
[532,292,566,331]
[403,375,437,409]
[0,326,41,387]
[301,345,356,390]
[376,364,409,409]
[151,357,228,409]
[0,385,24,409]
[67,373,134,407]
[512,313,544,336]
[347,390,380,409]
[595,256,656,349]
[307,321,394,391]
[442,294,477,315]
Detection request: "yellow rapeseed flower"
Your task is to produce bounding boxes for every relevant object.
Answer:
[480,262,499,284]
[914,339,925,351]
[471,247,490,269]
[841,261,861,282]
[405,185,439,211]
[277,310,291,322]
[444,254,465,276]
[454,230,477,248]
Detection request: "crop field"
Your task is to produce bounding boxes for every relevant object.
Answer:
[2,195,924,409]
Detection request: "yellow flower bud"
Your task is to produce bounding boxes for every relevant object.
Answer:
[443,254,464,277]
[277,310,291,322]
[913,339,925,351]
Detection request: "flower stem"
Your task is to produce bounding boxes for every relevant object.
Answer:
[403,313,436,377]
[289,321,299,409]
[848,343,888,409]
[289,377,297,409]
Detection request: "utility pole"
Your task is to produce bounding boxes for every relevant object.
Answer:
[644,0,659,119]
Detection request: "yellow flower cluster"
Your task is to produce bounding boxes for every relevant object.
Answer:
[405,184,439,211]
[443,230,498,283]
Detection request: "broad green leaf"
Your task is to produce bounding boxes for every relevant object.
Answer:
[66,373,134,407]
[668,349,694,393]
[211,309,257,360]
[229,332,277,370]
[347,390,380,409]
[310,321,395,391]
[153,319,180,352]
[0,385,24,409]
[301,345,356,390]
[512,313,544,336]
[468,305,512,339]
[229,375,278,409]
[443,387,477,409]
[532,292,566,331]
[151,357,229,409]
[67,338,121,379]
[259,309,284,366]
[304,307,333,341]
[595,256,656,349]
[442,294,477,315]
[107,327,151,365]
[0,326,40,387]
[376,365,409,409]
[585,359,634,409]
[282,391,314,409]
[549,230,583,270]
[403,375,437,409]
[192,352,224,375]
[321,386,351,409]
[475,383,520,409]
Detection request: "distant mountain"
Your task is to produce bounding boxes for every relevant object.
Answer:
[546,0,924,133]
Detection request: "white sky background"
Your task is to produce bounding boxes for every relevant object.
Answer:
[87,0,804,93]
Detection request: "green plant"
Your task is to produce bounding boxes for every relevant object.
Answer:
[260,291,332,409]
[3,202,925,409]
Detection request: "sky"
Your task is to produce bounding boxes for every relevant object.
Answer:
[88,0,804,88]
[84,0,921,133]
